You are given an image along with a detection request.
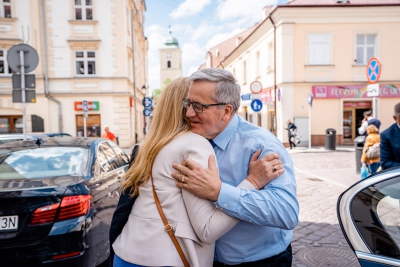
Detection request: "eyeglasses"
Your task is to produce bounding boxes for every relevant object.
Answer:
[183,98,227,114]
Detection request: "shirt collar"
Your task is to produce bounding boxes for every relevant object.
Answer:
[212,114,239,150]
[397,123,400,129]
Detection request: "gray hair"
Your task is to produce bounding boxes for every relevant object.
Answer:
[395,102,400,117]
[188,68,241,113]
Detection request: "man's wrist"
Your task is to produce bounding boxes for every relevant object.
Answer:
[245,175,260,190]
[211,181,222,201]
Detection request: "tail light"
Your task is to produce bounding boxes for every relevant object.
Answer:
[29,195,92,225]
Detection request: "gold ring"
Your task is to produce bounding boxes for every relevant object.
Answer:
[181,175,185,183]
[272,166,277,172]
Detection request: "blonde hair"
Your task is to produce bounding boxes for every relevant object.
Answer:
[366,124,379,135]
[121,77,191,196]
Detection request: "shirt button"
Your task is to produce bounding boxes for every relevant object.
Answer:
[223,203,227,207]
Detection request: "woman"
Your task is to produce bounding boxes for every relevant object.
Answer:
[361,124,381,174]
[112,77,268,267]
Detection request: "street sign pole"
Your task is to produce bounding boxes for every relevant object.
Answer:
[83,100,88,137]
[20,50,27,141]
[309,106,312,149]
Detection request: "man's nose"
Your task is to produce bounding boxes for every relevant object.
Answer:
[186,105,196,117]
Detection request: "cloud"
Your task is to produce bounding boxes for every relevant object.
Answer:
[182,42,206,64]
[191,22,216,41]
[187,65,200,77]
[170,0,211,19]
[217,0,266,21]
[205,28,245,49]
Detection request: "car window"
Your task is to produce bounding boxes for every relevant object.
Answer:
[97,149,111,172]
[351,176,400,259]
[108,142,129,166]
[0,147,88,179]
[98,142,119,171]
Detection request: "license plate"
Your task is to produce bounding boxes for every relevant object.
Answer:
[0,216,18,231]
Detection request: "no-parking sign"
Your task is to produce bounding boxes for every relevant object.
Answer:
[366,57,381,84]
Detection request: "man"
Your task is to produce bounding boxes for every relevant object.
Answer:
[101,125,117,142]
[380,102,400,170]
[285,119,297,149]
[172,68,299,266]
[358,110,381,136]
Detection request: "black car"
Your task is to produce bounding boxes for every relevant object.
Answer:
[0,137,130,267]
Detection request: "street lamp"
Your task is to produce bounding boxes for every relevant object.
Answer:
[141,85,147,96]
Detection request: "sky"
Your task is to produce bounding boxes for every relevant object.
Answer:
[144,0,288,95]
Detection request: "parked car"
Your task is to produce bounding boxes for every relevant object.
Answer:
[42,133,72,138]
[337,167,400,267]
[0,137,130,267]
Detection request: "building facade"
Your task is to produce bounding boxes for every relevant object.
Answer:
[219,0,400,147]
[0,0,148,148]
[159,32,181,88]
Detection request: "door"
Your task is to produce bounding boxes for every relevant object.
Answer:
[337,168,400,267]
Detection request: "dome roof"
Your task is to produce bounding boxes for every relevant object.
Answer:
[162,34,180,49]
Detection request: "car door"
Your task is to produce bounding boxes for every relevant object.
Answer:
[337,167,400,267]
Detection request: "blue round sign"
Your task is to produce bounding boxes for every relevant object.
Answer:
[143,108,152,117]
[366,57,381,84]
[250,99,263,112]
[142,97,153,107]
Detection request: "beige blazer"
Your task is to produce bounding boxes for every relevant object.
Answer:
[113,132,254,267]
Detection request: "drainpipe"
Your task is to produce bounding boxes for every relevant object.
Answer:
[268,15,277,136]
[131,8,138,143]
[40,0,63,133]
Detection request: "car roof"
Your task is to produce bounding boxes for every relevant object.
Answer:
[0,133,43,140]
[0,137,107,153]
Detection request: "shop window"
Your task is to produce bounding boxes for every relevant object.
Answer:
[167,60,171,68]
[0,50,12,75]
[75,51,96,76]
[74,0,93,20]
[0,118,9,133]
[0,116,21,133]
[76,114,100,137]
[0,0,11,18]
[355,34,376,65]
[308,34,331,65]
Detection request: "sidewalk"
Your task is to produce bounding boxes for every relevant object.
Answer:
[287,145,355,154]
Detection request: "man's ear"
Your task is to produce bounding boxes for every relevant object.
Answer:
[393,115,397,122]
[222,104,233,120]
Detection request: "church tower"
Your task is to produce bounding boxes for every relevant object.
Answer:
[159,29,182,88]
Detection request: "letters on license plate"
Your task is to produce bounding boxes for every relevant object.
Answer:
[0,216,18,231]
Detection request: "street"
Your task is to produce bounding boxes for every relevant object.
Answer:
[289,147,361,267]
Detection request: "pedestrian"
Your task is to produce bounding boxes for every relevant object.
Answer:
[358,110,381,136]
[285,119,298,149]
[380,102,400,170]
[361,124,380,174]
[102,125,117,142]
[111,77,283,267]
[171,68,299,266]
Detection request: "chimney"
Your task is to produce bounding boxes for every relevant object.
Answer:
[262,5,273,20]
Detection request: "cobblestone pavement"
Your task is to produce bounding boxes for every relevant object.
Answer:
[289,149,362,267]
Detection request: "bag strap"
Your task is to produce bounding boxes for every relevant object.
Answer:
[151,176,190,267]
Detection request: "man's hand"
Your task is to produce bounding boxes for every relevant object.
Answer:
[246,150,284,189]
[171,155,221,201]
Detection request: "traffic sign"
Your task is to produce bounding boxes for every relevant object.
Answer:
[307,93,313,106]
[7,44,39,73]
[83,100,88,112]
[250,81,262,94]
[250,99,263,112]
[367,84,379,97]
[12,74,35,89]
[277,88,282,102]
[142,97,153,107]
[366,57,381,84]
[143,108,152,116]
[241,94,251,101]
[12,89,36,103]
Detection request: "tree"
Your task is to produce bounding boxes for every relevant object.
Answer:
[151,78,172,102]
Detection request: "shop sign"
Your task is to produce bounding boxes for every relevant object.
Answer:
[343,101,372,108]
[312,85,400,99]
[259,89,273,103]
[74,101,100,111]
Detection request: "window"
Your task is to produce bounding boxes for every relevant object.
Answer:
[243,61,247,84]
[255,51,260,77]
[98,143,119,172]
[75,0,93,20]
[308,34,331,65]
[75,51,96,76]
[267,43,273,70]
[356,34,376,65]
[167,60,171,68]
[0,0,11,18]
[0,50,12,75]
[108,142,129,166]
[166,52,171,58]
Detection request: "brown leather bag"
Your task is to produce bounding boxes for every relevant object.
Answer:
[151,176,190,267]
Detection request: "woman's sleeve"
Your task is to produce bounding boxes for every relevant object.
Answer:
[180,136,255,245]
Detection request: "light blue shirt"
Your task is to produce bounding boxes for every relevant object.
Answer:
[212,115,299,265]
